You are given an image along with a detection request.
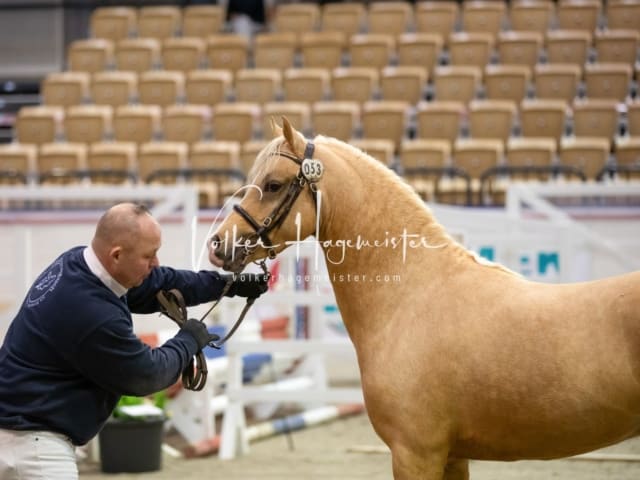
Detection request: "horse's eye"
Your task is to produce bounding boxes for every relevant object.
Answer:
[264,181,283,193]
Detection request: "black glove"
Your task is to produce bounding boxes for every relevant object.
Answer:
[181,318,220,350]
[224,273,269,299]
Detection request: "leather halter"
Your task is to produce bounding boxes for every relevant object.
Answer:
[232,141,320,260]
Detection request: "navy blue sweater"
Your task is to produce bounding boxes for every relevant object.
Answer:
[0,246,229,445]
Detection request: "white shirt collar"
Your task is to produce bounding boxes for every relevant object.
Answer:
[83,246,128,298]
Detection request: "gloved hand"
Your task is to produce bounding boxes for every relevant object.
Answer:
[181,318,220,350]
[223,273,269,299]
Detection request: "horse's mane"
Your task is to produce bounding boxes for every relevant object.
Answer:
[247,134,519,276]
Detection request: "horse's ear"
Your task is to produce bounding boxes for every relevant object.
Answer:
[270,116,282,138]
[282,116,306,157]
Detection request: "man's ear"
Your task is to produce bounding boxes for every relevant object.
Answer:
[109,246,123,263]
[282,116,307,157]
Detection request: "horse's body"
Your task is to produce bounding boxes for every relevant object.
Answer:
[209,119,640,479]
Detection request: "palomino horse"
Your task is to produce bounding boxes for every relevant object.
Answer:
[209,118,640,479]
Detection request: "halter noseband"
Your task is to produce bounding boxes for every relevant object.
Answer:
[232,141,321,260]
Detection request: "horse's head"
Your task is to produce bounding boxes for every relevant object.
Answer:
[209,117,323,272]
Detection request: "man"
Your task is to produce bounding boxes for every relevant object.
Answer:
[0,203,267,479]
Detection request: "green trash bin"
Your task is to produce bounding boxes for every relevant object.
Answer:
[98,417,165,473]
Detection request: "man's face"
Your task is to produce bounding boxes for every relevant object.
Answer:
[112,217,161,289]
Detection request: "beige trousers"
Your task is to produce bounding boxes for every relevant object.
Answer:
[0,428,78,480]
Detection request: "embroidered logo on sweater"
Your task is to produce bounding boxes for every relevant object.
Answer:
[27,259,63,307]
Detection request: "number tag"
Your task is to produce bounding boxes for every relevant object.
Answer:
[301,158,324,182]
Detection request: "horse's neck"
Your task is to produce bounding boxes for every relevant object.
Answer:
[316,142,464,339]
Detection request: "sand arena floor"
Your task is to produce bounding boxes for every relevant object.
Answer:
[79,412,640,480]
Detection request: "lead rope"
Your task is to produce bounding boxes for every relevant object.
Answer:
[156,260,270,391]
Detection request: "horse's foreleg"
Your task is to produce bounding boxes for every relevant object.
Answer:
[444,458,469,480]
[390,444,449,480]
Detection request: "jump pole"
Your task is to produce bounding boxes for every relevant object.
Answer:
[183,403,365,458]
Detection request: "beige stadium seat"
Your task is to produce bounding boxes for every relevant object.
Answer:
[594,30,640,65]
[37,142,87,184]
[396,33,443,77]
[41,72,90,106]
[190,141,241,171]
[90,71,137,107]
[241,140,270,174]
[506,137,557,181]
[88,141,137,184]
[484,64,531,103]
[556,0,600,32]
[182,4,225,37]
[300,31,346,70]
[509,0,554,34]
[206,34,249,72]
[189,140,244,207]
[320,2,365,39]
[311,100,360,141]
[273,3,320,35]
[185,69,232,106]
[606,0,640,30]
[433,66,482,103]
[367,1,413,36]
[584,63,633,101]
[453,138,504,179]
[520,99,568,144]
[138,70,185,107]
[161,37,205,72]
[533,64,582,104]
[572,99,620,141]
[348,34,395,70]
[15,106,64,145]
[614,137,640,170]
[496,31,543,68]
[0,143,37,184]
[89,6,136,41]
[331,67,379,104]
[212,102,260,143]
[350,138,395,166]
[64,105,113,143]
[113,104,162,143]
[545,30,592,67]
[234,68,282,104]
[400,139,452,201]
[453,137,505,204]
[468,99,517,143]
[67,38,114,73]
[401,139,452,170]
[415,2,458,46]
[380,66,428,104]
[253,32,298,71]
[360,100,410,151]
[627,99,640,136]
[137,6,181,39]
[283,68,330,104]
[461,1,507,41]
[559,137,611,180]
[262,102,311,139]
[448,32,495,69]
[138,141,189,183]
[115,38,161,72]
[415,100,465,145]
[162,104,211,143]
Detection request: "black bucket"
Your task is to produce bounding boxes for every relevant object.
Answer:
[98,418,165,473]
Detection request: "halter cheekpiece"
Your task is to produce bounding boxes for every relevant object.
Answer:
[232,141,322,260]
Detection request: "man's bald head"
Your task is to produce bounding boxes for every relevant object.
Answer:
[93,203,155,251]
[91,203,162,288]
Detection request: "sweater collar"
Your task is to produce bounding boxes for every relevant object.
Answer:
[83,246,128,298]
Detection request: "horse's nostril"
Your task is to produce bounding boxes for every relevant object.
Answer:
[210,234,221,249]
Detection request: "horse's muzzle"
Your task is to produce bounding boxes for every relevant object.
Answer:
[208,233,249,273]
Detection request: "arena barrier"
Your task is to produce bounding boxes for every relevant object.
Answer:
[1,182,639,461]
